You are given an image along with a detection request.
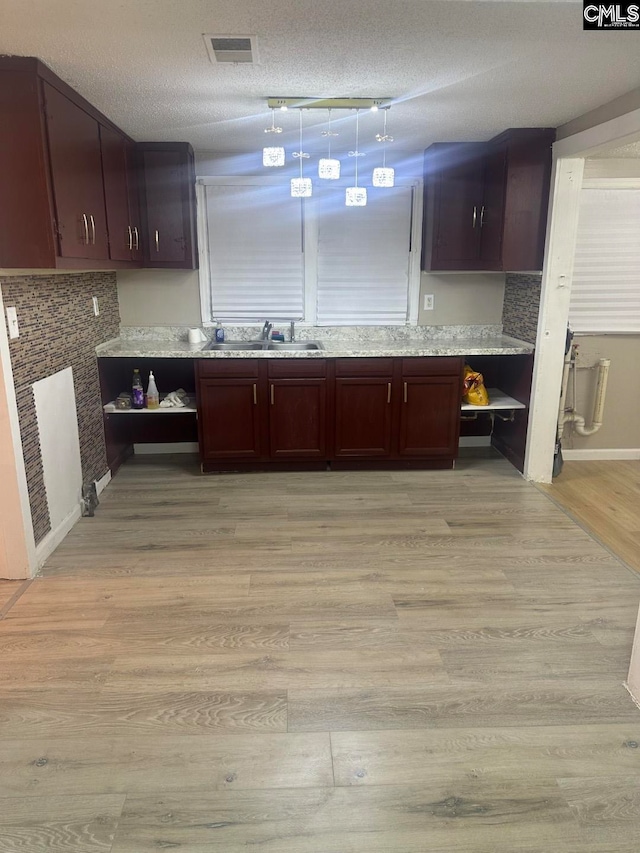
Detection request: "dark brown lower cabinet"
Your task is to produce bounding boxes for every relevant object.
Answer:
[399,375,462,457]
[334,378,393,457]
[269,379,326,458]
[197,357,463,471]
[199,378,262,461]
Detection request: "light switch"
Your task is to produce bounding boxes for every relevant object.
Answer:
[6,306,19,339]
[92,296,100,316]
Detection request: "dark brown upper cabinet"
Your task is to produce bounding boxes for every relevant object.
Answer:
[0,56,141,270]
[137,142,198,270]
[43,83,110,260]
[100,125,142,263]
[422,128,555,273]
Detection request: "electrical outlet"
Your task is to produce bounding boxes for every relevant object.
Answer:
[6,306,19,339]
[92,296,100,316]
[423,294,434,311]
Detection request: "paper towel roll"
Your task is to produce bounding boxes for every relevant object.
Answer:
[188,328,206,343]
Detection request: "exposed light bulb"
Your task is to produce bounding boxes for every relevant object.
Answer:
[370,105,379,112]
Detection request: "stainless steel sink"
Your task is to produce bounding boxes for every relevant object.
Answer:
[206,340,323,351]
[266,341,324,351]
[206,341,265,351]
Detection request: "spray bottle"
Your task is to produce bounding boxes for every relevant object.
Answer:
[146,371,160,409]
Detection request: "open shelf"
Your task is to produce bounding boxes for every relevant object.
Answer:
[461,388,526,412]
[104,401,197,414]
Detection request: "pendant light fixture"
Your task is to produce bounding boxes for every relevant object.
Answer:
[318,109,340,180]
[345,110,367,207]
[291,109,312,197]
[262,108,285,167]
[372,110,395,187]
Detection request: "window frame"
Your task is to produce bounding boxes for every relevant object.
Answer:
[196,175,423,327]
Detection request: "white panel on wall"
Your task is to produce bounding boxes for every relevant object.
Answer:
[32,367,82,531]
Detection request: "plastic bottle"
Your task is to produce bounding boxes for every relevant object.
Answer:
[132,369,144,409]
[146,371,160,409]
[215,320,225,343]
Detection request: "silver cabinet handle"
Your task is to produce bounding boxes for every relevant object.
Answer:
[387,382,392,404]
[253,384,257,405]
[82,213,89,244]
[403,381,408,404]
[127,225,133,251]
[480,205,485,227]
[154,229,160,253]
[133,226,139,250]
[472,206,477,229]
[89,214,96,245]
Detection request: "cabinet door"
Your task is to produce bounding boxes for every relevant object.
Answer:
[43,83,109,259]
[138,144,198,268]
[269,379,326,459]
[334,377,393,457]
[126,142,143,262]
[100,124,134,262]
[479,145,506,267]
[432,157,484,268]
[398,375,461,458]
[198,379,262,460]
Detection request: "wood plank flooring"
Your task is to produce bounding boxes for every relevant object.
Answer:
[1,453,640,851]
[539,460,640,575]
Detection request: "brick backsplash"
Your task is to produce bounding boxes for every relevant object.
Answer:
[502,273,542,345]
[1,272,120,544]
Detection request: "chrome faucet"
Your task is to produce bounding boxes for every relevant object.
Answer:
[261,321,273,341]
[290,321,295,342]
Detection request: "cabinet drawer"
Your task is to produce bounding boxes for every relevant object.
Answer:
[335,358,394,377]
[198,359,259,378]
[268,359,326,378]
[401,357,463,376]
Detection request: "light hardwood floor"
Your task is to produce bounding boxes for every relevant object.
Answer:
[539,460,640,575]
[1,454,640,851]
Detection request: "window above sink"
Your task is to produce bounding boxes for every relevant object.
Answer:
[196,177,422,328]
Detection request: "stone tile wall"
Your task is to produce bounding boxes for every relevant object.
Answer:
[1,272,120,544]
[502,273,542,345]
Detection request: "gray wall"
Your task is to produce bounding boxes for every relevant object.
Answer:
[565,335,640,451]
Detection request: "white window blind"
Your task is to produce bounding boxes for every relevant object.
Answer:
[570,187,640,333]
[315,186,412,325]
[204,183,304,320]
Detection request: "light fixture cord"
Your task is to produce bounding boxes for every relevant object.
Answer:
[355,110,360,187]
[328,109,332,159]
[382,111,387,168]
[299,109,303,179]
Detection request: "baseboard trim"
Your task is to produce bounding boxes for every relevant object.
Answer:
[95,469,112,496]
[562,448,640,461]
[133,442,199,455]
[459,436,492,447]
[35,504,82,569]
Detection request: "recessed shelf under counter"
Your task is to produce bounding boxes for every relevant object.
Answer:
[103,402,197,414]
[461,389,526,412]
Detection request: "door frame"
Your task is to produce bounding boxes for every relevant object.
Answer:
[524,105,640,483]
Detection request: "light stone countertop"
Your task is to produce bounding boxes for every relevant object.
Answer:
[96,335,534,359]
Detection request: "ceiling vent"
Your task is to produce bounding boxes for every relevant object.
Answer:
[204,34,259,64]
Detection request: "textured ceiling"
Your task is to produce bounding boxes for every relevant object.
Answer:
[1,0,639,162]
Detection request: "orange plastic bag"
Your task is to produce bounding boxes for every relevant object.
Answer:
[462,364,490,406]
